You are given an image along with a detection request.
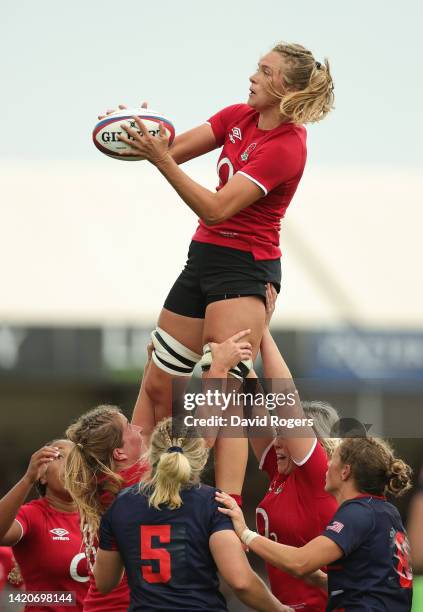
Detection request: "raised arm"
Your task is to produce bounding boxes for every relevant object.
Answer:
[259,288,316,464]
[0,446,60,545]
[119,118,263,225]
[248,284,279,463]
[169,124,218,164]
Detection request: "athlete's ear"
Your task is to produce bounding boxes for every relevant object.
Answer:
[112,447,128,463]
[341,463,352,481]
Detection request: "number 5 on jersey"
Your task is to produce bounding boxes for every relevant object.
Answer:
[140,524,186,585]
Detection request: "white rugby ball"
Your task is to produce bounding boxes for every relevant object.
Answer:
[92,108,175,161]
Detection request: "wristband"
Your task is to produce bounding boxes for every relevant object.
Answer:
[241,528,259,546]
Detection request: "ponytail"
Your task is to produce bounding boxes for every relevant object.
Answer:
[270,42,335,124]
[141,418,209,510]
[64,405,125,568]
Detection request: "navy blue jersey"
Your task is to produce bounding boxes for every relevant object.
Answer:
[99,483,233,612]
[323,495,412,611]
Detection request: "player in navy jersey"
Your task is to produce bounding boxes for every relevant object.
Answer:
[100,42,335,500]
[94,417,290,612]
[0,440,89,611]
[217,437,413,611]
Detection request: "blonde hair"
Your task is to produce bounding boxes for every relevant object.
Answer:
[338,437,413,498]
[269,42,334,124]
[302,400,340,458]
[64,405,124,567]
[140,418,209,510]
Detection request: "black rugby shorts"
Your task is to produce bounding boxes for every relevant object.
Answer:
[164,241,281,318]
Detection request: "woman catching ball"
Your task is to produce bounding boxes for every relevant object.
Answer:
[103,41,335,500]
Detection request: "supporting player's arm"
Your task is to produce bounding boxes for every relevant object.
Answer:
[93,549,125,594]
[131,341,153,429]
[249,285,283,462]
[210,530,293,612]
[0,446,60,545]
[119,119,263,224]
[260,325,316,463]
[204,329,253,378]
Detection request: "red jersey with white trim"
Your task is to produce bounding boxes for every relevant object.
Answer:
[13,498,89,611]
[257,441,337,611]
[192,104,307,260]
[83,460,149,612]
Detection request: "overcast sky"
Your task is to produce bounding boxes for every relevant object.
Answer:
[1,0,422,167]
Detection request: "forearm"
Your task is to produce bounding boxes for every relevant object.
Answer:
[260,330,306,422]
[303,569,328,591]
[248,534,318,577]
[247,375,274,458]
[168,124,217,165]
[235,572,285,612]
[0,476,32,541]
[156,154,220,224]
[260,329,292,380]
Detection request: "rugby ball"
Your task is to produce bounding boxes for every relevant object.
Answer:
[92,108,175,161]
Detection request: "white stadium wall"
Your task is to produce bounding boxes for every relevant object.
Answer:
[1,160,421,328]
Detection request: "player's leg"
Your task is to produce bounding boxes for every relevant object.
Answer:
[132,244,205,439]
[199,242,281,496]
[202,295,266,495]
[132,309,204,438]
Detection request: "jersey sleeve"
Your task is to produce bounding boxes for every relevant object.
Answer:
[292,439,329,492]
[210,490,235,535]
[238,135,305,195]
[14,503,37,541]
[259,443,278,479]
[322,501,375,556]
[98,507,118,551]
[206,104,246,147]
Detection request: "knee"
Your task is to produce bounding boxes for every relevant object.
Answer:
[150,327,201,379]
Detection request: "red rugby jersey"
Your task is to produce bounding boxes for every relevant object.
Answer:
[257,440,337,611]
[83,460,149,612]
[192,104,307,260]
[13,498,89,611]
